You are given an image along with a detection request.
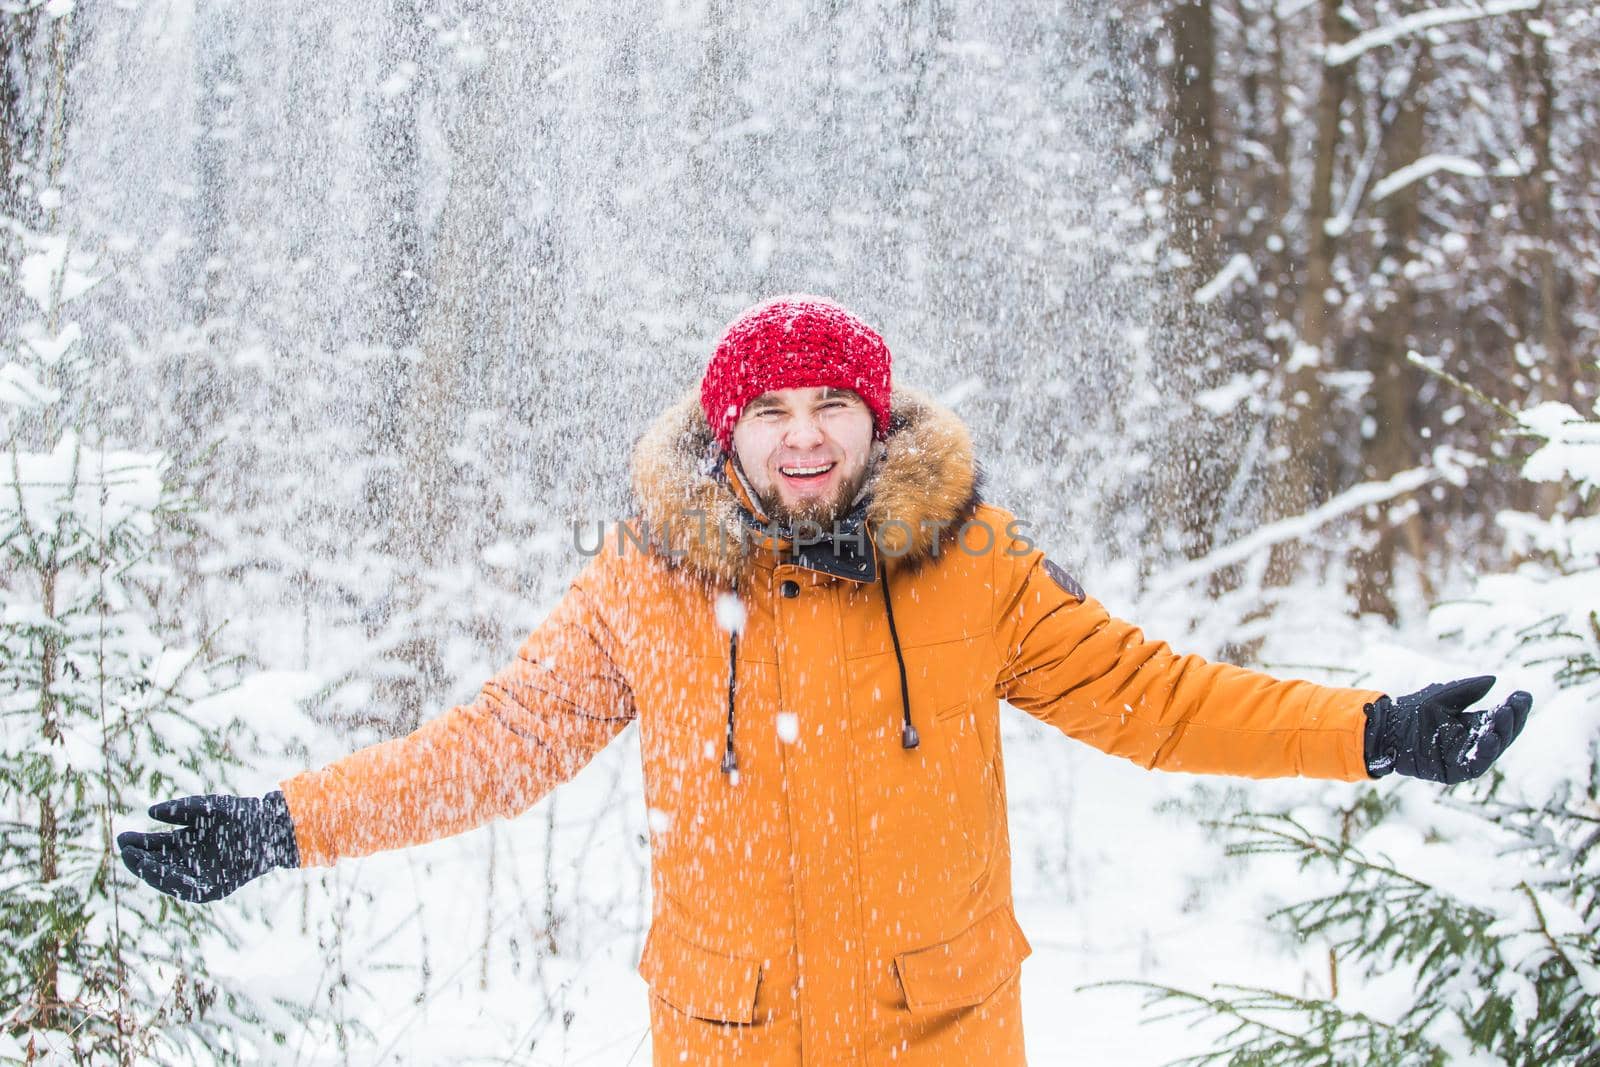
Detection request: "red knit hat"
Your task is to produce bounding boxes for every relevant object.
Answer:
[700,295,892,453]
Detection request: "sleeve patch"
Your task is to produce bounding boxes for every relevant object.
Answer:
[1041,558,1085,603]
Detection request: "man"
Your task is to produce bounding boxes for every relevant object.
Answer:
[120,295,1532,1065]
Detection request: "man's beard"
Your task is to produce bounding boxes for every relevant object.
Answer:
[755,461,873,532]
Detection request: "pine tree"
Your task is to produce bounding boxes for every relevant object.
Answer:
[0,222,267,1064]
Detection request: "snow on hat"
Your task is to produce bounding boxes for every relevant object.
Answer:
[700,295,893,453]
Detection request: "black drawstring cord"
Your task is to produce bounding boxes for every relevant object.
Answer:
[721,629,740,774]
[721,578,740,775]
[880,561,918,749]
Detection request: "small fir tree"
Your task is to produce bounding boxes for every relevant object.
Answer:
[0,230,265,1063]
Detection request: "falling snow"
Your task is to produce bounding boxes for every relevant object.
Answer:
[4,0,1595,1063]
[715,591,748,634]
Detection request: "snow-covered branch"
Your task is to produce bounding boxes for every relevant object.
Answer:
[1148,465,1442,597]
[1193,253,1258,305]
[1325,0,1540,68]
[1371,155,1485,202]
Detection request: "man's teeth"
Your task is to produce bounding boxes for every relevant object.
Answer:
[782,463,835,476]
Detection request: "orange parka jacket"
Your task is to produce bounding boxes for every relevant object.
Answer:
[279,386,1383,1066]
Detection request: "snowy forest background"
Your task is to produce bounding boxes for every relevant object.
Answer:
[2,0,1597,1063]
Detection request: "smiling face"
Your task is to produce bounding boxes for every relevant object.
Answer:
[730,385,877,529]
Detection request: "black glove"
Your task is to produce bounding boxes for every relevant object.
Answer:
[116,791,300,903]
[1363,676,1532,784]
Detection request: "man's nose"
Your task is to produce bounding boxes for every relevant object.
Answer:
[784,416,825,448]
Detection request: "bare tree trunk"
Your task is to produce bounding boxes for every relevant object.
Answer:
[364,0,425,525]
[897,0,954,325]
[394,92,485,578]
[378,4,526,732]
[1353,50,1431,621]
[159,3,241,639]
[31,12,73,1025]
[37,795,59,1024]
[392,8,513,565]
[358,0,428,729]
[1513,3,1579,525]
[181,3,238,332]
[37,564,60,1030]
[1164,0,1219,279]
[1265,0,1351,583]
[0,6,44,227]
[1518,3,1575,405]
[1155,0,1242,582]
[1264,3,1297,338]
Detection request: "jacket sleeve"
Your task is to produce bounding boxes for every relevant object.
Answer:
[279,562,636,867]
[989,526,1380,781]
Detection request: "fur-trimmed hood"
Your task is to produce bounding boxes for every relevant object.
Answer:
[629,385,983,586]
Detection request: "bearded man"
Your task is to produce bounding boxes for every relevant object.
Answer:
[120,295,1532,1065]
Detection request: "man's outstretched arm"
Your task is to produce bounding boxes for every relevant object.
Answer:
[989,521,1528,781]
[120,562,636,899]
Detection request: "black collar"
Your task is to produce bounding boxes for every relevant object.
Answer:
[789,501,878,583]
[733,498,879,584]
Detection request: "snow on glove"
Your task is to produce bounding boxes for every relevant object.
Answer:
[117,791,300,903]
[1363,676,1532,784]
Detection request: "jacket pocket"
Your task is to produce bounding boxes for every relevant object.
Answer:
[638,921,762,1024]
[894,902,1033,1015]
